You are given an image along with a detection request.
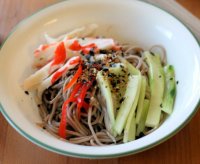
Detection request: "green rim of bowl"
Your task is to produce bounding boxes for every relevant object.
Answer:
[0,0,200,159]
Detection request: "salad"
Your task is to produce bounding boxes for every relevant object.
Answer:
[23,24,176,145]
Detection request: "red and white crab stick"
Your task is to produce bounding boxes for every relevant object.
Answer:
[37,56,81,99]
[33,24,98,68]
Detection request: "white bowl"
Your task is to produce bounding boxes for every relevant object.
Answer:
[0,0,200,158]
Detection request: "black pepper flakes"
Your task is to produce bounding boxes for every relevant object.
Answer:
[89,49,95,56]
[122,69,126,73]
[176,81,179,84]
[99,49,107,54]
[111,81,117,88]
[37,104,41,107]
[109,63,114,67]
[108,73,113,77]
[24,91,29,95]
[120,65,124,69]
[102,67,109,72]
[120,97,125,103]
[159,75,162,78]
[84,98,90,103]
[82,79,87,83]
[85,54,91,60]
[150,52,155,56]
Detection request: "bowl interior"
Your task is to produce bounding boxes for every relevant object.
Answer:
[0,0,200,158]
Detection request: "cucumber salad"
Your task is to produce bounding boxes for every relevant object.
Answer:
[23,24,176,145]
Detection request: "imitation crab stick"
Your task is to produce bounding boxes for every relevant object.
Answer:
[24,44,80,90]
[37,56,81,99]
[33,24,98,67]
[25,39,115,90]
[33,37,115,68]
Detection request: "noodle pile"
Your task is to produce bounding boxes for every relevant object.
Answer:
[37,44,165,146]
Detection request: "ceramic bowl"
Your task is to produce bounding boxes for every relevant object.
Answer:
[0,0,200,158]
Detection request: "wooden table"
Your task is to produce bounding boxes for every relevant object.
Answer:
[0,0,200,163]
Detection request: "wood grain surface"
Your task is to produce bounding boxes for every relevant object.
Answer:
[0,0,200,163]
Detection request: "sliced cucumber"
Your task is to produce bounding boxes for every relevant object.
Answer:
[123,114,136,143]
[144,51,165,127]
[109,64,128,112]
[109,63,126,75]
[109,66,123,76]
[114,75,141,135]
[136,99,150,136]
[118,56,140,75]
[123,74,142,141]
[162,65,176,114]
[136,76,147,124]
[96,71,115,133]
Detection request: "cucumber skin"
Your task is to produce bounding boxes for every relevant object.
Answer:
[136,76,147,124]
[162,65,176,114]
[123,74,142,142]
[136,99,150,136]
[145,52,165,127]
[123,114,136,143]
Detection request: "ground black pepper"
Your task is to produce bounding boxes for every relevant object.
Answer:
[24,91,29,95]
[89,49,95,56]
[150,52,155,56]
[99,49,107,54]
[120,97,125,103]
